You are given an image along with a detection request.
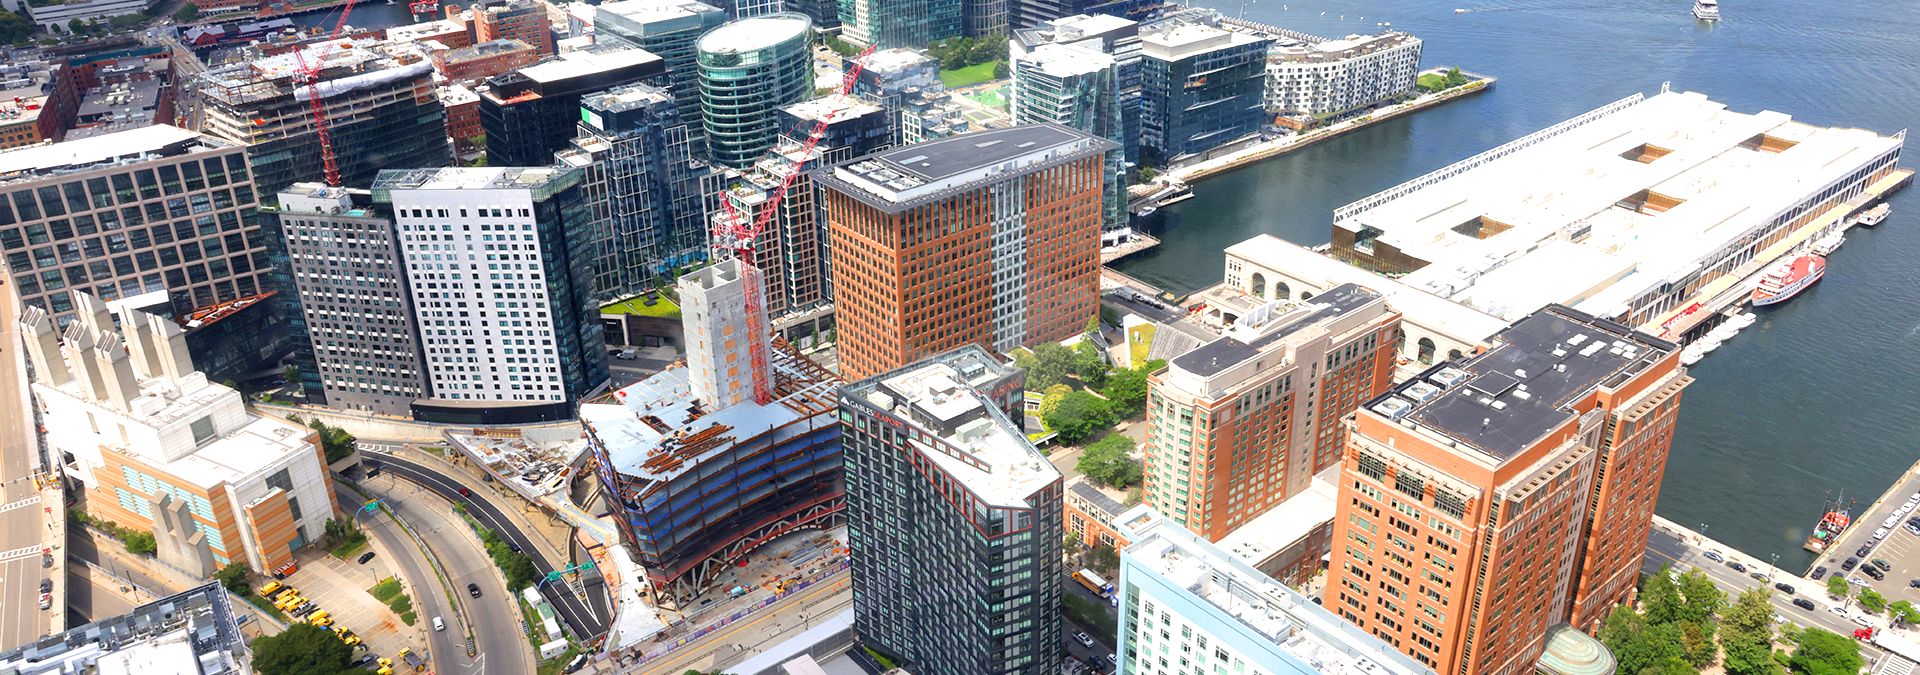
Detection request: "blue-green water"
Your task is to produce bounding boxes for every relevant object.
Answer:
[1117,0,1920,566]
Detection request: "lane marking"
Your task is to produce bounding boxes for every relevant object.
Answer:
[0,545,44,564]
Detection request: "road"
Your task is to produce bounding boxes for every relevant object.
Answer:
[0,276,52,651]
[347,476,531,675]
[1806,470,1920,607]
[1061,578,1119,674]
[373,455,613,640]
[625,572,850,675]
[333,483,473,675]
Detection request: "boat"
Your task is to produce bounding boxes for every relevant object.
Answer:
[1803,493,1851,553]
[1680,345,1705,365]
[1692,0,1720,20]
[1812,231,1844,256]
[1454,8,1467,13]
[1858,203,1890,227]
[1750,254,1826,306]
[1696,337,1721,353]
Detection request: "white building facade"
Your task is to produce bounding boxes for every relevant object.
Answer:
[1262,31,1422,116]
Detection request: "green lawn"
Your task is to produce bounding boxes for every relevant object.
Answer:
[244,594,290,623]
[329,537,367,560]
[601,295,681,319]
[940,61,1004,89]
[1127,324,1156,368]
[1417,73,1447,92]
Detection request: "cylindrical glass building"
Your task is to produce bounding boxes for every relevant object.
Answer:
[696,13,815,169]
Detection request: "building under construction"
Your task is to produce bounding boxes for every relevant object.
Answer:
[200,37,452,196]
[583,336,844,605]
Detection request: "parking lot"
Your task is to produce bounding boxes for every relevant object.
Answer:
[268,546,421,666]
[1813,466,1920,608]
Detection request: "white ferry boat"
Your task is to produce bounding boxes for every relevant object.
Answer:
[1858,203,1890,227]
[1693,0,1720,20]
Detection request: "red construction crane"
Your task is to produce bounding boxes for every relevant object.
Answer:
[286,0,361,187]
[713,44,874,405]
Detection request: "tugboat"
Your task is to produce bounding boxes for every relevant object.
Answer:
[1751,254,1825,306]
[1803,493,1851,553]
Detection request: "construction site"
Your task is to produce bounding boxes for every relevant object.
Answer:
[582,337,844,607]
[198,34,451,195]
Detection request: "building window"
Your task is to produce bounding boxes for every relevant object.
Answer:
[266,468,293,494]
[1417,338,1436,365]
[190,416,216,444]
[288,496,303,521]
[1250,273,1266,298]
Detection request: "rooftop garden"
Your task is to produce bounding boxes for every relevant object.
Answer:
[602,295,680,319]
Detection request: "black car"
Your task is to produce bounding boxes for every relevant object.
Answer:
[39,578,51,593]
[1793,598,1817,610]
[1728,561,1747,573]
[357,552,376,564]
[1842,557,1860,571]
[468,583,482,598]
[41,553,51,569]
[1864,566,1886,581]
[1812,566,1828,579]
[1857,545,1874,558]
[1909,579,1920,589]
[1775,582,1795,594]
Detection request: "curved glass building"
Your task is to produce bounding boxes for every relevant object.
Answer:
[696,13,814,168]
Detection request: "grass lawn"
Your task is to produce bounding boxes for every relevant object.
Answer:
[940,61,1003,89]
[1127,324,1155,368]
[329,537,367,560]
[601,295,681,319]
[1417,73,1446,92]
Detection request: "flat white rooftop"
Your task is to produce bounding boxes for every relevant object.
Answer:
[0,124,206,176]
[1336,88,1904,321]
[872,361,1060,508]
[1218,468,1337,566]
[520,47,662,82]
[696,13,808,54]
[1223,235,1508,344]
[1023,43,1116,78]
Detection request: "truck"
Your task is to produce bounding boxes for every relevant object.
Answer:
[1073,569,1118,606]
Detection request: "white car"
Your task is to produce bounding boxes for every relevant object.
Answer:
[1853,615,1875,628]
[1875,528,1890,540]
[1830,606,1850,617]
[1075,632,1094,647]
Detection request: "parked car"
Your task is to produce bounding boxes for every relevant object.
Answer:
[39,593,51,610]
[564,654,589,674]
[1874,558,1893,571]
[1775,582,1795,594]
[1853,615,1874,628]
[1812,566,1828,579]
[468,583,482,598]
[1108,654,1118,666]
[1703,550,1724,562]
[1865,566,1886,581]
[1749,571,1769,582]
[1911,579,1920,589]
[41,553,51,569]
[258,581,283,597]
[1830,606,1850,617]
[357,552,376,564]
[1727,561,1747,573]
[1857,545,1874,558]
[1874,528,1890,540]
[1075,632,1094,647]
[1793,598,1817,610]
[1842,557,1859,571]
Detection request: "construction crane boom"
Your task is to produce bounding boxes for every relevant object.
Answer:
[716,44,874,405]
[287,0,360,187]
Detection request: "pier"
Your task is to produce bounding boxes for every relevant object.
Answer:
[1101,233,1159,265]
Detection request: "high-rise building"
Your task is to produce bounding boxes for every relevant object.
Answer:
[0,125,281,327]
[0,583,251,674]
[1324,306,1690,674]
[582,259,844,602]
[1009,43,1126,231]
[1011,13,1142,163]
[472,0,555,55]
[696,13,814,169]
[1263,30,1423,117]
[592,0,728,151]
[840,345,1063,675]
[1139,19,1268,164]
[27,294,341,576]
[479,48,667,168]
[1109,507,1438,675]
[815,124,1112,380]
[1008,0,1156,30]
[839,0,959,49]
[374,166,610,422]
[555,83,710,301]
[274,183,429,417]
[200,37,451,197]
[776,96,893,163]
[963,0,1007,39]
[852,48,946,145]
[1143,283,1401,540]
[429,38,544,82]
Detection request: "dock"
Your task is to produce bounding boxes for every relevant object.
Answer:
[1102,233,1159,264]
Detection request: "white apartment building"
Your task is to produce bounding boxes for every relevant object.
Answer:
[1262,31,1422,116]
[1110,507,1437,675]
[26,294,338,577]
[376,167,609,414]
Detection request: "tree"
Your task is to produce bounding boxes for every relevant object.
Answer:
[1063,531,1082,557]
[0,11,29,44]
[1134,166,1156,183]
[1675,568,1726,625]
[1037,384,1072,419]
[1679,621,1717,668]
[68,18,88,35]
[1101,366,1151,418]
[1016,342,1077,390]
[251,623,355,675]
[1072,341,1108,388]
[308,420,356,463]
[1721,588,1781,675]
[283,364,300,382]
[125,531,156,556]
[1600,606,1693,675]
[174,4,198,20]
[1640,565,1683,624]
[1786,627,1863,675]
[992,61,1009,80]
[214,562,252,595]
[1043,390,1113,445]
[1099,305,1120,327]
[1857,587,1887,613]
[1826,573,1851,598]
[1446,66,1468,88]
[1890,600,1920,625]
[1076,434,1141,488]
[1088,544,1119,576]
[1085,315,1102,336]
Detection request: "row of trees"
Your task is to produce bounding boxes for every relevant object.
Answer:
[1604,565,1862,675]
[925,35,1009,71]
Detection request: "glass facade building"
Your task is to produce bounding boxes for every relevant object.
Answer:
[556,83,711,301]
[838,0,960,49]
[696,13,815,169]
[478,49,668,168]
[1139,22,1269,164]
[593,0,729,153]
[1010,44,1126,231]
[840,346,1063,675]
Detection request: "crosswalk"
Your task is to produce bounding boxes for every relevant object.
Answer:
[0,545,44,564]
[0,495,42,514]
[1874,653,1915,675]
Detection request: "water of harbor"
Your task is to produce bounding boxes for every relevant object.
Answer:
[1121,0,1920,567]
[280,0,446,33]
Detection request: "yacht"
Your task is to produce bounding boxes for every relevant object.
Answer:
[1858,203,1890,227]
[1693,0,1720,20]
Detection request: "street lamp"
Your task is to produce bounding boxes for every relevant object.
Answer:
[1770,553,1779,581]
[1699,522,1709,546]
